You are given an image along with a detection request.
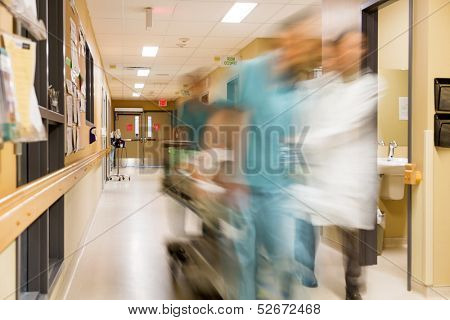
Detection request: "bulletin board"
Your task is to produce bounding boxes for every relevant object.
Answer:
[64,0,89,155]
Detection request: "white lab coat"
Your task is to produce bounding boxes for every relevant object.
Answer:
[289,72,379,230]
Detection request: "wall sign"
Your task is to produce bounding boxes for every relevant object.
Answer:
[221,55,239,67]
[126,123,133,132]
[159,98,167,107]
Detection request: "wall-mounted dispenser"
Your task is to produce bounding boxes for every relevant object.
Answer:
[435,78,450,112]
[434,78,450,147]
[434,114,450,147]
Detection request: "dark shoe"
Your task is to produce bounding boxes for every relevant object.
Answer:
[345,288,362,300]
[302,274,319,288]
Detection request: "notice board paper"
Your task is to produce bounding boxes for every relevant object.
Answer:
[66,126,73,155]
[66,95,73,126]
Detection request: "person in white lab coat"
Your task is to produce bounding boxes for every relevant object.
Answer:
[290,30,379,299]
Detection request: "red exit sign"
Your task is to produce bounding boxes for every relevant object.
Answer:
[159,98,167,107]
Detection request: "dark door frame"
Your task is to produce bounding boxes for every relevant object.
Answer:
[361,0,414,291]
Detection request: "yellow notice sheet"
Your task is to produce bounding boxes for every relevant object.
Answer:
[1,33,36,139]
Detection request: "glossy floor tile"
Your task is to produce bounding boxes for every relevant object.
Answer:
[64,167,448,300]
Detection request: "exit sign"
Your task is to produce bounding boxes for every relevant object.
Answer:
[159,98,167,107]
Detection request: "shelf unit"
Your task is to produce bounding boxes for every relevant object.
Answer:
[1,0,67,300]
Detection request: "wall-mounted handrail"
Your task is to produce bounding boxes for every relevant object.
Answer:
[0,148,109,253]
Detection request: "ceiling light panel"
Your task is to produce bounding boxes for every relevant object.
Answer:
[132,92,140,97]
[134,83,144,89]
[142,46,159,57]
[222,2,258,23]
[137,69,150,77]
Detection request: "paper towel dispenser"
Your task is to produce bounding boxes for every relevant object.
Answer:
[434,114,450,147]
[435,78,450,112]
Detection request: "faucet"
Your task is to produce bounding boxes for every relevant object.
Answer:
[387,140,398,161]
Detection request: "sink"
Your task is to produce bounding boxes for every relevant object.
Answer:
[378,157,408,175]
[378,157,408,200]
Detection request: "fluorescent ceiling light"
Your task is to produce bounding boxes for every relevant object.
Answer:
[137,69,150,77]
[132,92,140,97]
[134,83,144,89]
[142,46,159,57]
[222,2,257,23]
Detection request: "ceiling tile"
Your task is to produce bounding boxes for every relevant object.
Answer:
[162,36,204,48]
[192,47,233,58]
[251,23,283,38]
[124,35,165,47]
[209,23,260,37]
[166,22,216,37]
[122,55,157,65]
[185,57,216,65]
[157,47,195,57]
[243,4,285,23]
[91,18,123,34]
[99,46,123,56]
[124,0,177,20]
[150,64,183,73]
[200,37,245,49]
[268,5,309,23]
[124,20,169,35]
[96,34,124,47]
[155,56,189,65]
[86,0,123,19]
[171,1,232,22]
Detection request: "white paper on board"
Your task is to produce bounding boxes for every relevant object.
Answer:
[399,96,408,121]
[66,95,73,126]
[70,18,77,44]
[66,127,73,155]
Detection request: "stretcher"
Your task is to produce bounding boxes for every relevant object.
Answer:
[163,140,240,299]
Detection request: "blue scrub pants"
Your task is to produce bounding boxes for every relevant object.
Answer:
[231,189,296,299]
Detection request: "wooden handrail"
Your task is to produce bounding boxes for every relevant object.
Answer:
[0,148,109,253]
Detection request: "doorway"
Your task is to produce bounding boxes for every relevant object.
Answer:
[142,111,172,167]
[114,111,173,168]
[115,113,142,167]
[361,0,413,290]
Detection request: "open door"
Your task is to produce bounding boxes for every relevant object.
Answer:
[361,0,413,290]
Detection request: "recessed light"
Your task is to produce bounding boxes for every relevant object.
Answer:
[134,83,144,89]
[142,46,159,57]
[137,69,150,77]
[132,92,140,97]
[222,2,257,23]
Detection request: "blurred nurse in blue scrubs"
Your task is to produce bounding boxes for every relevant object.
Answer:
[233,7,322,299]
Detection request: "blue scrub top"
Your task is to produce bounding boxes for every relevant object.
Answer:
[237,54,302,191]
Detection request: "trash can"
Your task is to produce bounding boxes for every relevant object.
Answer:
[376,208,385,255]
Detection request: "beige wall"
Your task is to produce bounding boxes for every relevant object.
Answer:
[0,5,17,301]
[378,69,409,146]
[378,0,409,146]
[412,0,450,286]
[378,0,409,70]
[51,164,102,299]
[428,0,450,286]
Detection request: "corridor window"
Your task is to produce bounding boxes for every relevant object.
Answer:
[147,116,152,138]
[85,44,95,124]
[134,116,139,137]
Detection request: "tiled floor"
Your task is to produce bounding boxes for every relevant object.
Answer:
[63,168,448,300]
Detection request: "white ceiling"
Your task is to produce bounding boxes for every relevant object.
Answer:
[86,0,321,100]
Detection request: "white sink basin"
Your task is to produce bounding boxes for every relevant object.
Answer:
[377,157,408,175]
[378,157,408,200]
